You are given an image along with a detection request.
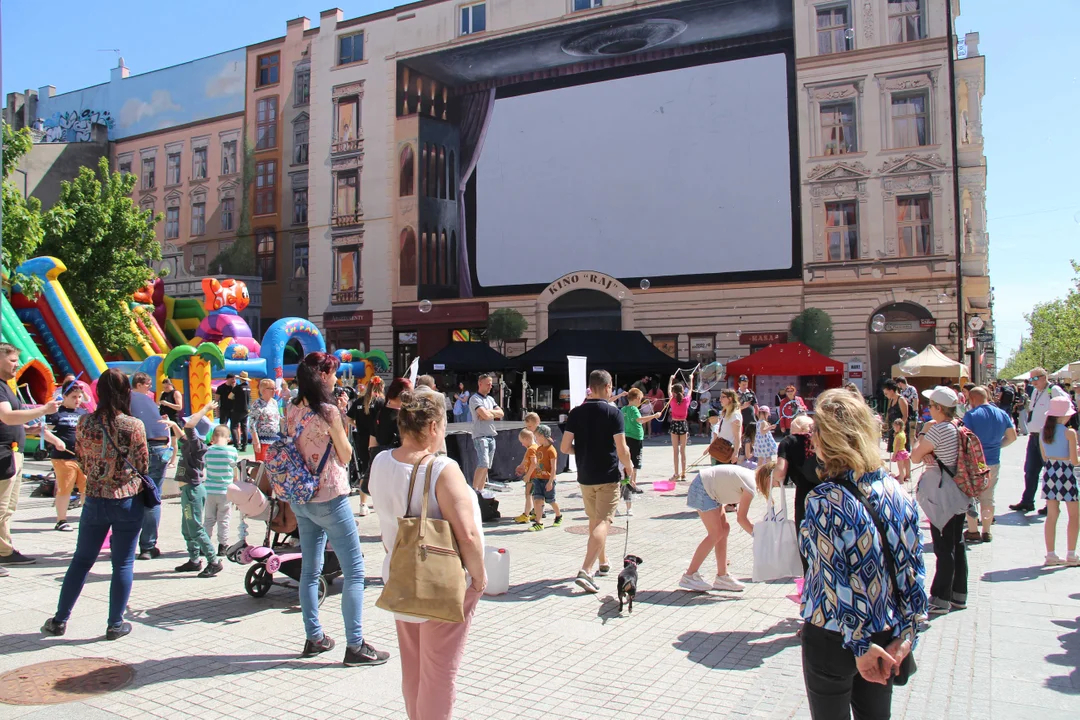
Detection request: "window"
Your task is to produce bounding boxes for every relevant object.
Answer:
[255,160,276,215]
[338,32,364,66]
[335,172,360,219]
[166,152,181,185]
[573,0,601,10]
[256,97,278,151]
[400,228,417,285]
[257,52,280,87]
[141,157,155,189]
[399,146,414,197]
[192,250,207,276]
[816,5,852,54]
[295,69,310,105]
[294,126,309,164]
[293,244,309,279]
[191,202,206,236]
[221,140,238,175]
[897,196,932,257]
[192,147,207,180]
[460,2,486,35]
[825,201,858,261]
[165,207,180,239]
[293,189,308,225]
[118,161,132,175]
[256,229,277,281]
[888,0,925,43]
[820,102,857,155]
[221,198,234,232]
[334,247,361,302]
[891,93,928,147]
[652,335,677,359]
[335,97,360,146]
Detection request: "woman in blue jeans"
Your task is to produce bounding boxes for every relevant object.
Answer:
[42,369,150,640]
[287,352,389,667]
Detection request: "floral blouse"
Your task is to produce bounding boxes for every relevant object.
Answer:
[75,414,149,499]
[285,402,349,503]
[248,397,282,440]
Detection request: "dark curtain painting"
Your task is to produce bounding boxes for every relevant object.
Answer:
[456,88,496,298]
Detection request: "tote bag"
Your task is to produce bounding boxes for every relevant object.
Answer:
[752,486,803,582]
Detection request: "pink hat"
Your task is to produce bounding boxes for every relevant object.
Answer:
[757,405,771,415]
[1047,396,1076,418]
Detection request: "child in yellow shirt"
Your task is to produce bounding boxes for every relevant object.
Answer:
[891,418,910,483]
[514,419,540,523]
[528,425,562,531]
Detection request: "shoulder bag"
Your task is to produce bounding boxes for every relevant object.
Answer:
[103,424,161,508]
[751,483,802,582]
[835,477,917,686]
[708,417,735,464]
[376,454,467,623]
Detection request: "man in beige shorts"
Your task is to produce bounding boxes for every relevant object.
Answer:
[561,370,632,593]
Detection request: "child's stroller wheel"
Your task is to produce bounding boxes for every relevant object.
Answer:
[245,565,273,598]
[317,576,328,607]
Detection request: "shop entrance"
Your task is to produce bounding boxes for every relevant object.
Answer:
[868,302,935,395]
[547,289,622,333]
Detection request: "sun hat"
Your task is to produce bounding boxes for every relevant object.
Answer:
[1047,396,1076,418]
[534,424,552,440]
[922,386,958,408]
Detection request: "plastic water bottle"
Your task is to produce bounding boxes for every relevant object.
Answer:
[483,546,510,596]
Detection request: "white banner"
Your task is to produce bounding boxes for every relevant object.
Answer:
[567,355,588,474]
[407,357,419,387]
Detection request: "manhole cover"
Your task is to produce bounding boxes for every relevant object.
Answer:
[564,525,625,535]
[0,658,134,705]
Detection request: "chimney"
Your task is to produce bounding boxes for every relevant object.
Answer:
[111,57,130,83]
[964,32,980,57]
[287,16,311,34]
[38,85,56,98]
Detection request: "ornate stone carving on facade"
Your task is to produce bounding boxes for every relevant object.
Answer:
[882,174,939,196]
[332,81,365,100]
[332,230,364,247]
[331,155,363,171]
[812,83,863,101]
[877,153,947,176]
[863,1,874,41]
[807,161,871,183]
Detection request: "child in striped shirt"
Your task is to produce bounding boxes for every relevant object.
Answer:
[203,425,239,557]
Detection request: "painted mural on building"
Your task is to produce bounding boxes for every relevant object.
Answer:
[36,47,246,142]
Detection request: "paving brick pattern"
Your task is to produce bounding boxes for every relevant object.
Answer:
[1,437,1077,718]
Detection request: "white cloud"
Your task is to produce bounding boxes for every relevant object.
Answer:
[119,90,181,128]
[205,61,244,99]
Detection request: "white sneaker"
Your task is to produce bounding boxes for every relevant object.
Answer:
[626,508,634,517]
[679,572,713,592]
[1045,553,1065,566]
[1066,553,1080,566]
[358,504,369,517]
[712,574,746,592]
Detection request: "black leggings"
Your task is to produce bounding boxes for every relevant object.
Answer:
[802,622,895,720]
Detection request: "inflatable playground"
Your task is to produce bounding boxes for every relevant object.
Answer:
[4,257,389,422]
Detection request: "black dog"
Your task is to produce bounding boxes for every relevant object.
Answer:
[617,555,643,614]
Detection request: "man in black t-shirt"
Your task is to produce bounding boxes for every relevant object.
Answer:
[0,343,60,570]
[216,375,235,443]
[737,375,758,460]
[231,373,251,451]
[561,369,633,594]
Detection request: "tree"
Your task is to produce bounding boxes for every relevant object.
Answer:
[40,157,162,354]
[999,261,1080,379]
[487,308,527,353]
[209,237,255,276]
[1,122,73,295]
[789,307,835,356]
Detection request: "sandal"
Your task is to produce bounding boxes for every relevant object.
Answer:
[54,521,73,532]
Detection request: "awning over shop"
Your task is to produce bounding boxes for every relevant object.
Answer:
[725,342,846,380]
[421,341,513,373]
[513,330,681,376]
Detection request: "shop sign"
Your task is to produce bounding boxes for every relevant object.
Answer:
[690,336,715,353]
[398,332,417,344]
[848,358,865,373]
[546,271,622,298]
[976,331,994,343]
[324,309,372,328]
[825,366,836,373]
[876,320,921,333]
[848,371,864,378]
[738,332,787,345]
[433,363,446,371]
[532,366,544,373]
[503,340,527,358]
[919,318,937,328]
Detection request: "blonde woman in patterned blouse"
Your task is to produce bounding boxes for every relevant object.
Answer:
[249,379,283,462]
[42,369,150,641]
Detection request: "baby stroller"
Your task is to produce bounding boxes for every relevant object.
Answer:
[227,460,342,606]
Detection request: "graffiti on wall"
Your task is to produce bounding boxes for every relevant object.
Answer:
[39,109,115,143]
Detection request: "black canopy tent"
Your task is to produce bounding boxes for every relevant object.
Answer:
[420,341,514,374]
[514,330,681,376]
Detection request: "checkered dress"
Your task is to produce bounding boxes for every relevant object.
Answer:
[1042,461,1078,502]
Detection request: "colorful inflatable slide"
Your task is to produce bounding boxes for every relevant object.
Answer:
[0,291,56,404]
[128,278,207,361]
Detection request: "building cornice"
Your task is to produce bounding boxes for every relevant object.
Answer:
[112,112,245,144]
[795,37,949,72]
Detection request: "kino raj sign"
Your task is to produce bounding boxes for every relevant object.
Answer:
[547,272,621,298]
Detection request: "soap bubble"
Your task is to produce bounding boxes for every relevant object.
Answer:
[617,290,626,300]
[418,299,432,314]
[937,293,949,304]
[898,347,920,375]
[639,278,651,291]
[871,314,886,332]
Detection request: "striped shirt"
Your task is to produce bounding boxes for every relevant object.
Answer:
[204,444,238,494]
[924,421,959,467]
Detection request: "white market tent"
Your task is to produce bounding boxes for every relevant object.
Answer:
[1049,363,1078,382]
[891,344,970,379]
[1012,371,1032,381]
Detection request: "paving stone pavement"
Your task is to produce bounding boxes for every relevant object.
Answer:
[1,437,1077,718]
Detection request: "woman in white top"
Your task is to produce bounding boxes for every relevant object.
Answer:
[708,389,743,463]
[368,387,486,720]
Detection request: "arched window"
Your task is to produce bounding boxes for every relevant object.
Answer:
[399,227,417,286]
[448,151,456,198]
[399,145,414,197]
[420,144,428,197]
[449,231,458,285]
[427,146,438,198]
[438,230,448,285]
[437,147,446,199]
[419,228,428,285]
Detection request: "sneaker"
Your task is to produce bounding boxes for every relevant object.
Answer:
[1009,503,1035,513]
[1067,554,1080,566]
[552,515,563,527]
[626,508,635,517]
[358,504,369,517]
[514,514,531,524]
[679,572,714,592]
[175,560,203,572]
[148,547,161,559]
[217,544,227,557]
[1038,507,1048,516]
[0,566,8,577]
[0,550,36,565]
[963,530,982,543]
[712,574,746,592]
[596,564,611,577]
[927,598,951,615]
[528,522,544,532]
[41,618,66,636]
[106,622,133,640]
[1046,553,1066,567]
[343,642,390,667]
[136,551,151,561]
[951,599,967,610]
[302,634,336,657]
[54,520,74,532]
[981,532,993,543]
[574,571,599,594]
[198,561,223,578]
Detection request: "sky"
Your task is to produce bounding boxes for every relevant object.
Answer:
[3,1,1077,366]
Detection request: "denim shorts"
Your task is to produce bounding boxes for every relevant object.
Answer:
[686,475,720,513]
[531,478,555,502]
[474,436,497,469]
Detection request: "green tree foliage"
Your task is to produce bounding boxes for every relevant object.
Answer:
[39,158,162,354]
[1,122,73,295]
[789,307,836,357]
[209,237,256,276]
[999,261,1080,379]
[487,308,528,353]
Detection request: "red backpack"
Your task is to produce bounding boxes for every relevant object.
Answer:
[938,420,991,498]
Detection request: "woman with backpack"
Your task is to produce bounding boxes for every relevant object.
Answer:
[286,352,389,667]
[910,386,971,616]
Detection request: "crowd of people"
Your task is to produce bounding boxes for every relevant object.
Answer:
[2,334,1079,719]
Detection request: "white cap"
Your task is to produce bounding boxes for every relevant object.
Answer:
[921,385,958,408]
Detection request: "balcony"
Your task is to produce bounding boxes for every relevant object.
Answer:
[330,132,363,155]
[331,286,363,304]
[331,206,364,228]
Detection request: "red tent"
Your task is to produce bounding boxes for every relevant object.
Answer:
[725,342,845,384]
